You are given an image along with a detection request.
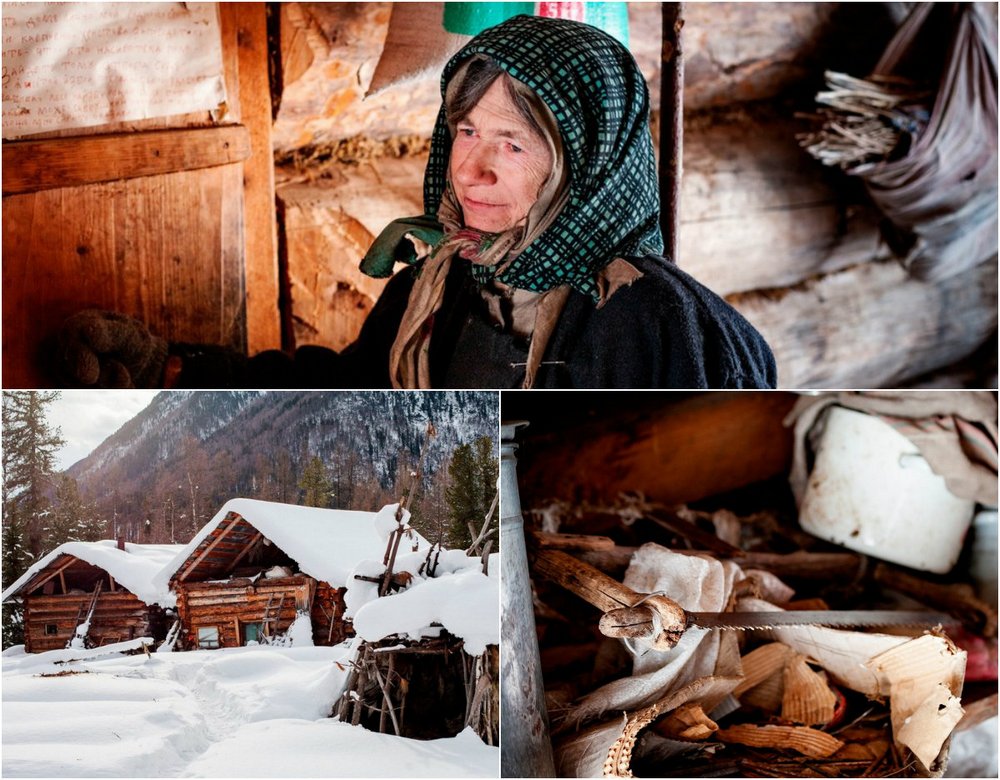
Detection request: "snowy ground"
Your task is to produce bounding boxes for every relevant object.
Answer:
[2,640,498,778]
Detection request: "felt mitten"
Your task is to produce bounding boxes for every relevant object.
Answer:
[55,309,169,388]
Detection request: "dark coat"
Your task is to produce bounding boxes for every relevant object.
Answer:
[183,255,775,390]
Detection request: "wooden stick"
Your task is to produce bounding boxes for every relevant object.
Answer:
[659,2,685,263]
[873,563,997,635]
[466,491,499,556]
[480,539,493,576]
[576,546,865,581]
[532,548,686,650]
[646,509,742,555]
[371,655,400,736]
[533,531,616,552]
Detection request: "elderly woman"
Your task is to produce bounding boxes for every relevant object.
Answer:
[56,15,775,389]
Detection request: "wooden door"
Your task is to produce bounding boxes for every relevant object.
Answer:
[2,4,279,388]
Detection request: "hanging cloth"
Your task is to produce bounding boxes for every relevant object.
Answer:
[849,3,998,282]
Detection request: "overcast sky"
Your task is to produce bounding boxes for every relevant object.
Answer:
[47,390,161,472]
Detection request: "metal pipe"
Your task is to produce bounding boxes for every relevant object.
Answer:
[500,421,556,778]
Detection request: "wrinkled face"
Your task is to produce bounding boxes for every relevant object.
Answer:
[449,79,554,233]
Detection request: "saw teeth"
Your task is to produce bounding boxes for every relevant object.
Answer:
[694,621,942,631]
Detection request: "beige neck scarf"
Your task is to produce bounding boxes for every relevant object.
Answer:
[388,66,570,389]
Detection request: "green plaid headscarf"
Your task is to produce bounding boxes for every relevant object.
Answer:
[437,15,662,298]
[363,14,663,301]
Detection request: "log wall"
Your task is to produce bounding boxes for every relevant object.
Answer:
[23,592,166,653]
[731,256,999,388]
[175,575,316,649]
[310,581,350,646]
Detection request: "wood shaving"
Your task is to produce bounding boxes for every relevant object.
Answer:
[717,723,845,759]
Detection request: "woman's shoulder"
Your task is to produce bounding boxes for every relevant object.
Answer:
[581,254,778,388]
[590,255,742,326]
[616,255,730,305]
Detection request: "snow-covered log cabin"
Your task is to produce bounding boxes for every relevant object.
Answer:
[1,541,181,653]
[155,498,427,650]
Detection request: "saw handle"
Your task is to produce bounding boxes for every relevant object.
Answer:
[532,548,688,651]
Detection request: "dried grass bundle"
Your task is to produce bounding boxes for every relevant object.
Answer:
[797,71,932,171]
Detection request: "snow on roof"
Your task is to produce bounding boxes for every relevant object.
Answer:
[352,552,499,656]
[1,541,183,607]
[154,498,429,591]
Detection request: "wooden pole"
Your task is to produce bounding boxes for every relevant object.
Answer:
[373,659,399,735]
[659,3,685,264]
[351,651,368,727]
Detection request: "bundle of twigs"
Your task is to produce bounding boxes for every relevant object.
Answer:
[797,71,932,171]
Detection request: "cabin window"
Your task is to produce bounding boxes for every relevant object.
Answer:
[241,622,264,645]
[197,627,220,649]
[45,624,58,636]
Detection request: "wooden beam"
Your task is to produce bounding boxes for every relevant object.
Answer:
[2,125,251,196]
[178,514,242,582]
[222,3,281,354]
[516,392,798,509]
[21,556,77,597]
[227,531,264,572]
[59,570,67,595]
[731,256,998,387]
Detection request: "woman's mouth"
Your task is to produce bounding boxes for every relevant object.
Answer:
[463,197,504,211]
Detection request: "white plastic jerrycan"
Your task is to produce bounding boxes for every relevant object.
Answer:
[799,406,975,574]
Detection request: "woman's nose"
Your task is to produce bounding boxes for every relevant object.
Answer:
[455,144,498,186]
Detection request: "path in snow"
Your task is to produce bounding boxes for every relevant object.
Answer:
[2,641,497,778]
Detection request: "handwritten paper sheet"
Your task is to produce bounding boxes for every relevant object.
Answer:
[2,2,227,139]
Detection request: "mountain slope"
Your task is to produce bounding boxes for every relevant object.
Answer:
[66,391,498,542]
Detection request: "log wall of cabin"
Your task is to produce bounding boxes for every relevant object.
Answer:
[23,592,165,653]
[175,576,316,649]
[310,581,350,646]
[274,2,997,388]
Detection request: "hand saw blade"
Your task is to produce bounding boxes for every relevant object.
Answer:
[685,609,954,631]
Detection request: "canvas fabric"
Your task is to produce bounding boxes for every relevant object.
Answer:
[785,392,999,506]
[853,3,998,281]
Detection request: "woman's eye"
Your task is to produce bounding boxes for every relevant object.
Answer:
[459,127,475,137]
[509,143,523,153]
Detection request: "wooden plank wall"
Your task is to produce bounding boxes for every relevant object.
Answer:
[23,592,164,653]
[2,4,278,388]
[176,576,315,649]
[514,392,799,510]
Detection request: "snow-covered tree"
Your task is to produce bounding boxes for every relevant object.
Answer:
[2,516,30,647]
[2,391,65,648]
[2,391,64,559]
